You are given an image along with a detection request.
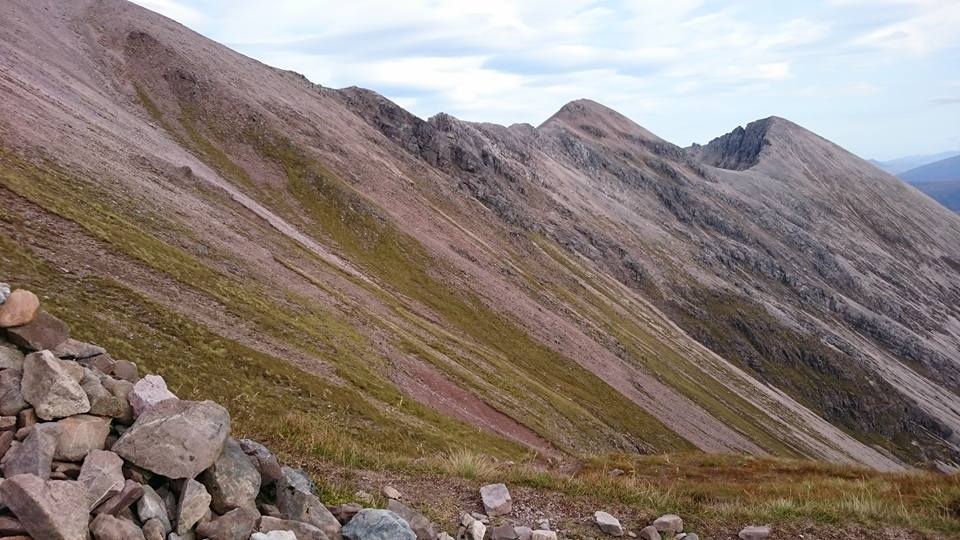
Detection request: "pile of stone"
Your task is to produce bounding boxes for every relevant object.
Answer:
[0,284,409,540]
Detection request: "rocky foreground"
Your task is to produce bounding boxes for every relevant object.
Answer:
[0,283,771,540]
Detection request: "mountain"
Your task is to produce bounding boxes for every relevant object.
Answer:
[898,155,960,212]
[2,0,960,478]
[901,154,960,184]
[870,151,960,175]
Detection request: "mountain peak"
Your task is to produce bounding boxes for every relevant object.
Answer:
[539,98,664,143]
[687,116,809,171]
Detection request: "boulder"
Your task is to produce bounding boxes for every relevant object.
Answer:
[0,368,29,415]
[176,478,211,535]
[530,532,557,540]
[141,518,166,540]
[653,514,683,534]
[0,282,9,304]
[0,515,27,535]
[199,437,261,513]
[93,479,144,516]
[329,502,363,524]
[259,515,330,540]
[515,527,532,540]
[111,359,139,383]
[137,484,172,534]
[112,399,229,479]
[129,374,177,417]
[0,474,90,540]
[594,511,624,536]
[479,483,512,517]
[53,414,111,461]
[738,525,771,540]
[341,509,415,540]
[0,342,24,370]
[6,310,69,351]
[0,290,39,328]
[195,506,258,540]
[2,421,57,478]
[0,429,14,458]
[20,351,90,420]
[276,466,341,538]
[78,449,125,509]
[90,513,146,540]
[51,339,106,360]
[387,499,436,540]
[638,525,662,540]
[238,438,283,485]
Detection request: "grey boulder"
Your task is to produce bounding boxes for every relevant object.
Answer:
[112,399,230,479]
[78,449,125,509]
[342,509,415,540]
[199,437,261,513]
[21,351,90,420]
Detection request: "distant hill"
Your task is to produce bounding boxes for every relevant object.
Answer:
[900,154,960,212]
[870,151,959,175]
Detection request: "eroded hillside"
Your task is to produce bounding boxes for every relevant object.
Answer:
[1,0,959,473]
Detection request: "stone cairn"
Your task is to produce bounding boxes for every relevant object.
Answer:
[0,283,771,540]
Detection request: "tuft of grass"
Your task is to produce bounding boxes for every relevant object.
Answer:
[433,449,501,480]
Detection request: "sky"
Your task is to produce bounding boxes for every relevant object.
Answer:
[132,0,959,160]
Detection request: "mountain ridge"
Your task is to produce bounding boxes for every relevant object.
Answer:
[2,0,959,475]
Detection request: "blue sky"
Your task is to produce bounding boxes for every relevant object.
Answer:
[133,0,959,159]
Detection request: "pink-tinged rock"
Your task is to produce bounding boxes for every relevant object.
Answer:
[129,374,177,417]
[51,339,106,360]
[1,422,58,478]
[200,437,261,513]
[112,399,230,479]
[0,474,90,540]
[0,368,29,416]
[21,351,90,420]
[739,525,772,540]
[54,414,111,461]
[90,513,146,540]
[195,506,258,540]
[0,290,39,328]
[93,479,144,516]
[176,478,211,535]
[6,311,69,351]
[480,483,512,517]
[78,450,125,509]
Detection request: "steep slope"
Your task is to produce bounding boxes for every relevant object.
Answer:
[1,0,958,474]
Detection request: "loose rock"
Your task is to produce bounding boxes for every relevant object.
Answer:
[638,525,661,540]
[54,414,111,461]
[381,485,402,499]
[112,399,229,479]
[253,531,297,540]
[200,437,261,513]
[128,374,177,417]
[530,530,557,540]
[176,479,211,535]
[595,511,624,536]
[90,513,146,540]
[238,438,283,485]
[387,499,436,540]
[142,518,166,540]
[653,514,683,534]
[2,421,58,478]
[21,351,90,420]
[93,479,144,516]
[276,466,341,538]
[6,310,69,351]
[51,339,106,360]
[0,474,90,540]
[341,508,416,540]
[0,342,24,370]
[195,506,258,540]
[79,449,125,509]
[137,484,172,534]
[480,483,512,517]
[0,290,39,328]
